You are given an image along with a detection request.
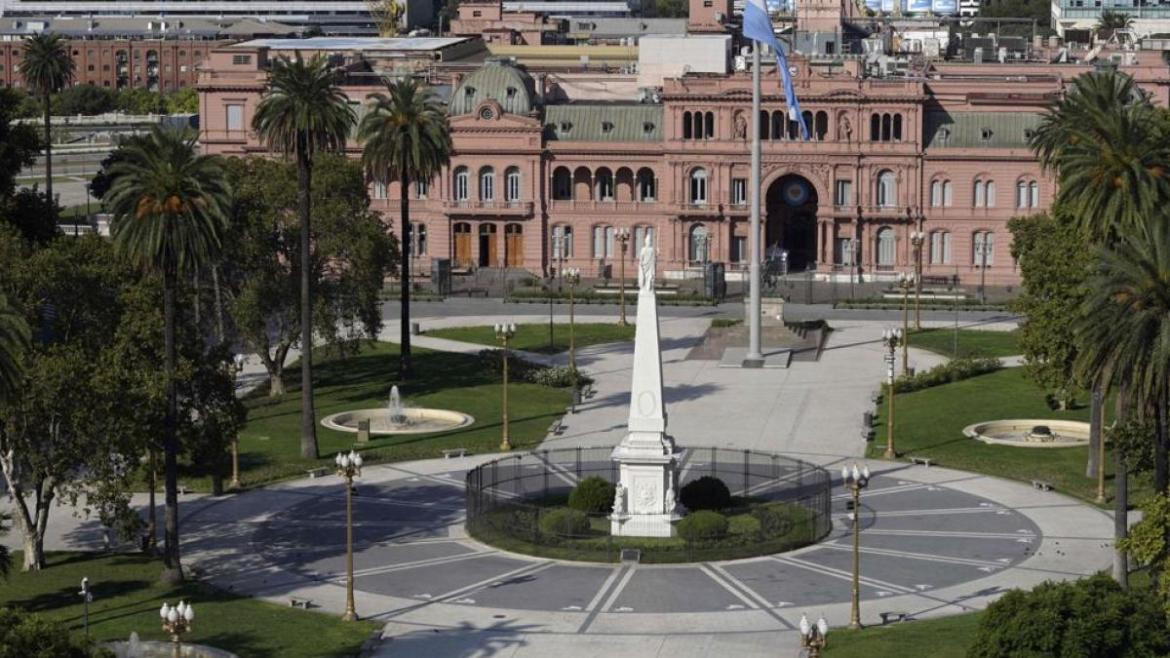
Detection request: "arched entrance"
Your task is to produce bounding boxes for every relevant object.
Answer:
[765,175,818,272]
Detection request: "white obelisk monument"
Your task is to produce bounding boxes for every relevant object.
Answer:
[610,235,681,537]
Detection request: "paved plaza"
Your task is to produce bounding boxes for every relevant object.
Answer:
[8,311,1112,657]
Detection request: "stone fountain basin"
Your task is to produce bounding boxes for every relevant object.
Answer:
[321,408,475,435]
[962,419,1091,448]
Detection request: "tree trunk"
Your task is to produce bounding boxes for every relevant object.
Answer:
[297,137,319,460]
[42,94,52,210]
[1159,393,1170,495]
[1087,383,1102,478]
[399,170,413,380]
[161,265,183,583]
[146,448,157,552]
[212,265,225,345]
[269,372,285,396]
[1114,390,1129,587]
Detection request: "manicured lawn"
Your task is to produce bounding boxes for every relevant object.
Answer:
[824,612,981,657]
[426,323,634,354]
[184,342,570,491]
[908,328,1020,358]
[0,552,377,658]
[867,367,1129,503]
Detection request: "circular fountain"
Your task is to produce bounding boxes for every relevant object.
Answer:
[321,386,475,436]
[962,419,1091,448]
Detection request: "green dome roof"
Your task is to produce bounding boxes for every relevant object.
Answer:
[450,59,535,116]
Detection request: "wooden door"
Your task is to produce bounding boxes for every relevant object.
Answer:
[454,223,472,267]
[479,224,498,267]
[505,224,523,267]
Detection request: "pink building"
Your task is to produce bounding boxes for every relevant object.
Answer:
[196,29,1170,288]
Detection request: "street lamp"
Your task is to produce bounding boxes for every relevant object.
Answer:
[495,323,517,451]
[228,352,246,489]
[909,230,925,330]
[334,450,363,622]
[799,613,830,657]
[975,235,991,304]
[880,328,902,460]
[896,272,915,374]
[842,463,871,630]
[616,227,631,326]
[160,601,194,658]
[564,268,581,413]
[79,577,92,640]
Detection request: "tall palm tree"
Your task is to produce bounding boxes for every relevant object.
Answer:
[107,125,231,583]
[0,294,30,405]
[252,54,354,459]
[357,78,451,379]
[1096,10,1134,40]
[21,32,74,210]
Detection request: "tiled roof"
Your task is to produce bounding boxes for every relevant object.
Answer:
[544,104,662,142]
[924,110,1042,149]
[450,59,535,115]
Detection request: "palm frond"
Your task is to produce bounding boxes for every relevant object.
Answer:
[252,54,356,158]
[20,32,74,97]
[357,77,453,185]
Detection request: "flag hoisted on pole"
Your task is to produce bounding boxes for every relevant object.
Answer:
[742,0,808,368]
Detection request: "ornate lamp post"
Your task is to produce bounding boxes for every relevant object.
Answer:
[616,227,631,326]
[909,230,925,331]
[495,323,517,450]
[564,268,581,413]
[896,272,915,374]
[842,463,871,630]
[79,577,92,640]
[334,450,363,621]
[159,601,194,658]
[975,235,990,304]
[799,613,830,657]
[229,352,246,489]
[880,328,902,460]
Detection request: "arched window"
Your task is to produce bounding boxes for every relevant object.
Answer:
[876,170,896,208]
[759,110,770,140]
[943,180,953,207]
[771,111,784,141]
[479,166,495,202]
[415,179,429,199]
[453,166,469,202]
[1029,181,1039,208]
[787,115,799,140]
[689,168,708,205]
[815,111,829,141]
[704,111,714,138]
[552,167,571,200]
[596,167,614,201]
[693,112,704,139]
[636,168,656,201]
[973,231,995,266]
[973,180,985,208]
[929,230,951,265]
[689,224,709,264]
[974,178,994,208]
[893,114,902,141]
[593,225,616,258]
[881,114,892,141]
[930,178,952,207]
[870,113,880,141]
[1015,180,1027,209]
[802,110,813,139]
[985,180,996,207]
[505,167,521,203]
[1017,179,1040,209]
[552,225,573,259]
[876,227,895,269]
[682,111,692,139]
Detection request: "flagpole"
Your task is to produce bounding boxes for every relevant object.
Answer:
[744,44,764,368]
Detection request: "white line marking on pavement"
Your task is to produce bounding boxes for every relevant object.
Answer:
[860,529,1036,540]
[697,564,760,610]
[706,563,776,610]
[831,482,934,502]
[584,566,624,613]
[820,542,1008,569]
[874,507,1007,518]
[600,566,638,613]
[769,555,916,595]
[344,550,498,579]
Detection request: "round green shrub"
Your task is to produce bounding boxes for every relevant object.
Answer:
[568,476,615,514]
[677,510,729,542]
[728,514,761,536]
[679,476,731,511]
[538,508,591,537]
[751,505,794,537]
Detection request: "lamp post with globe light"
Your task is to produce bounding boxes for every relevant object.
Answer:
[495,323,517,451]
[335,450,363,621]
[616,227,631,326]
[909,230,925,330]
[880,328,902,460]
[842,463,870,629]
[896,272,915,374]
[799,613,829,657]
[564,268,581,413]
[159,601,194,658]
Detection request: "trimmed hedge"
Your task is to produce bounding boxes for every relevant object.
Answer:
[568,476,615,515]
[751,504,794,536]
[476,349,594,389]
[891,356,1002,394]
[679,476,732,511]
[539,508,590,537]
[677,510,729,542]
[728,514,761,536]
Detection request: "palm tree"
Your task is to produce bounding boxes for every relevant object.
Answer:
[252,54,354,460]
[21,32,74,210]
[107,125,231,583]
[0,294,30,405]
[357,78,451,379]
[1096,10,1134,40]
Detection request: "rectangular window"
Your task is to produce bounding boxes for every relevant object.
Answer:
[372,181,387,200]
[834,237,853,266]
[973,232,994,266]
[231,54,251,66]
[552,225,573,259]
[834,180,852,206]
[732,236,747,263]
[414,223,427,256]
[732,178,747,205]
[225,104,243,131]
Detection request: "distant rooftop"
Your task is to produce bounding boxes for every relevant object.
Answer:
[232,36,474,50]
[502,1,630,13]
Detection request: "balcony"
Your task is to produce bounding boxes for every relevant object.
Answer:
[547,199,661,214]
[443,200,533,217]
[676,202,725,217]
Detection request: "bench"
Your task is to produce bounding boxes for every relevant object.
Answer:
[879,611,908,624]
[1031,479,1054,491]
[860,428,876,441]
[442,448,468,459]
[460,288,489,297]
[306,467,329,479]
[548,417,566,436]
[289,597,312,609]
[910,456,934,467]
[581,383,595,400]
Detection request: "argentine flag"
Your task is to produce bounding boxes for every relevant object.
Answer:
[743,0,809,140]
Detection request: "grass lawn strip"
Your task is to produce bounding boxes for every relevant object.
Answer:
[907,328,1020,359]
[426,323,635,354]
[823,612,981,657]
[0,552,377,658]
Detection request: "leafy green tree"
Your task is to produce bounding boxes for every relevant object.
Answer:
[649,0,688,17]
[53,84,115,116]
[1120,494,1170,613]
[106,126,231,583]
[221,155,395,395]
[20,33,74,208]
[165,86,199,114]
[0,293,29,407]
[114,87,165,115]
[358,77,451,380]
[0,608,111,657]
[0,189,59,244]
[0,88,42,200]
[252,54,355,460]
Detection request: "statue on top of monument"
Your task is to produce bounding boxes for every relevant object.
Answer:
[638,233,655,292]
